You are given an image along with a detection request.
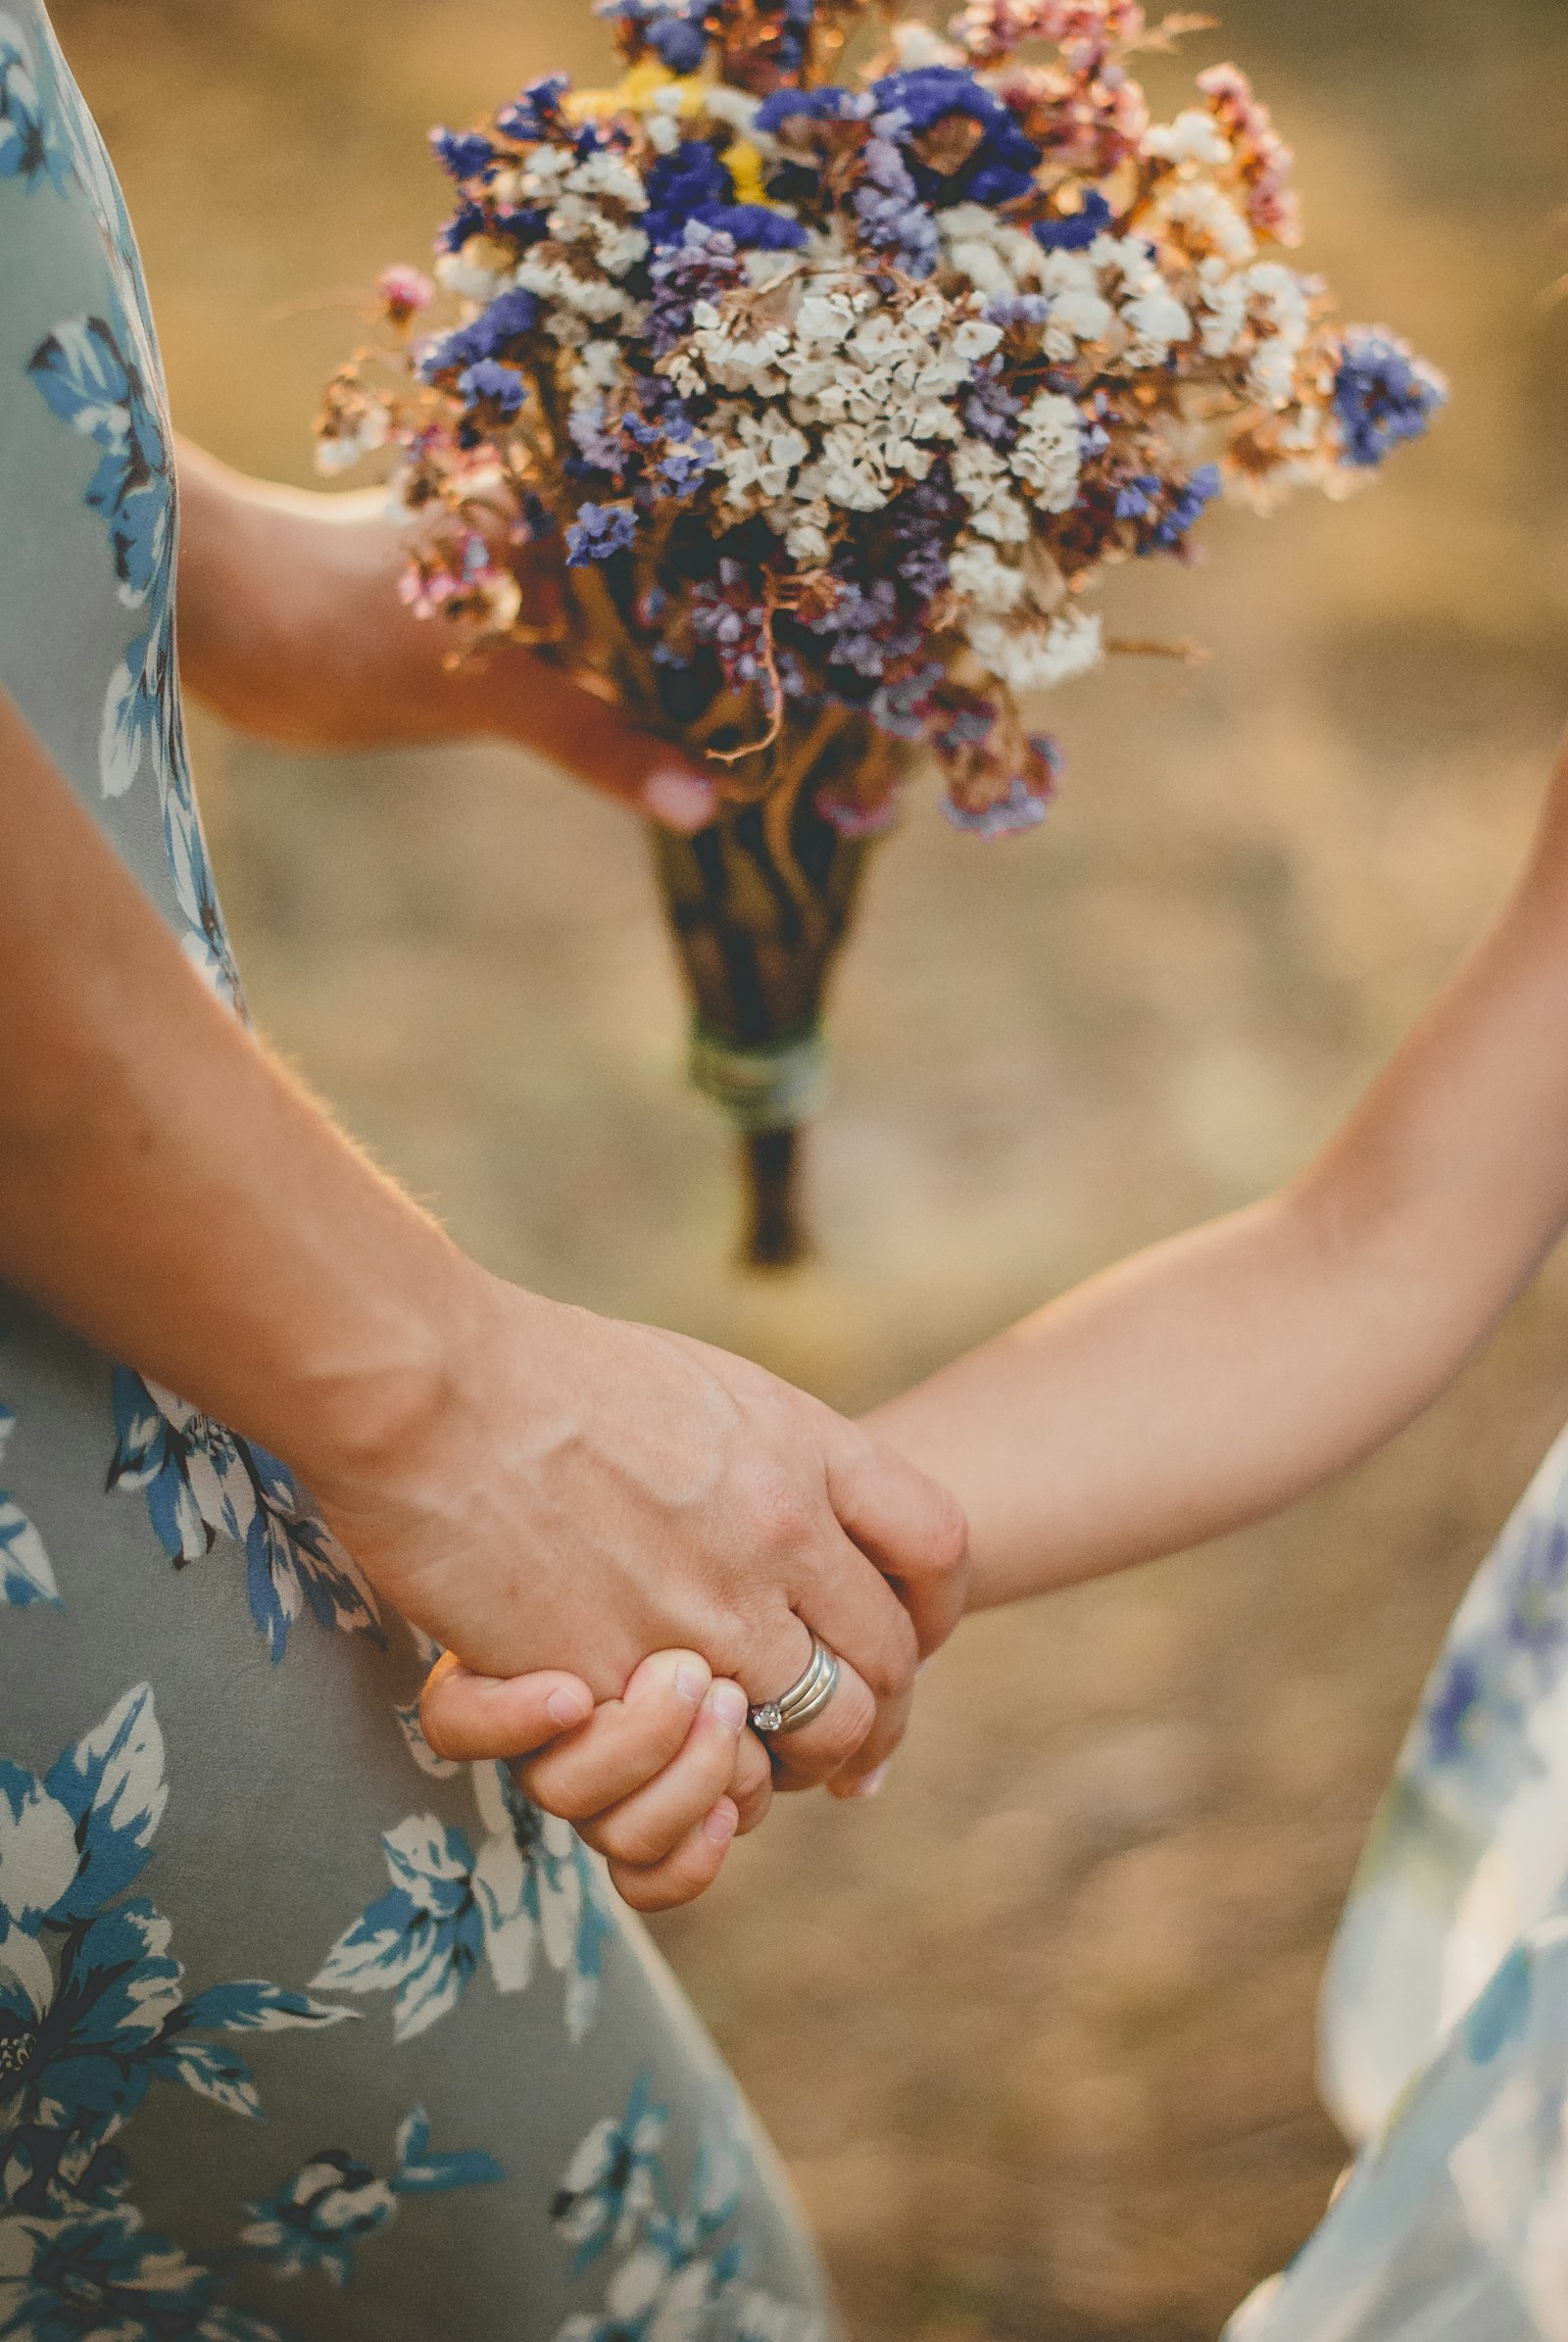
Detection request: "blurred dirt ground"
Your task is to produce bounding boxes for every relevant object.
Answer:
[48,0,1568,2331]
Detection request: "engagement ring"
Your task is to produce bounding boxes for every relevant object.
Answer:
[748,1635,841,1737]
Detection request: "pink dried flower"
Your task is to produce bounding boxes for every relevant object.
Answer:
[378,264,435,326]
[1198,62,1301,247]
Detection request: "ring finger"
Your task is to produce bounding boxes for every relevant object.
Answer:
[745,1615,877,1793]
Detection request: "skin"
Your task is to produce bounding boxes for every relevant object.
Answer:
[0,447,969,1855]
[458,728,1568,1902]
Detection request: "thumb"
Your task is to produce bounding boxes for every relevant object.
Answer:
[420,1652,596,1762]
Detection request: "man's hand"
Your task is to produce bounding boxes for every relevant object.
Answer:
[174,440,718,831]
[305,1269,968,1801]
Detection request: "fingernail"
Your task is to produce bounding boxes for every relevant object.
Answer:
[547,1687,592,1729]
[708,1681,749,1732]
[848,1763,890,1800]
[675,1660,710,1706]
[644,767,717,833]
[704,1800,739,1846]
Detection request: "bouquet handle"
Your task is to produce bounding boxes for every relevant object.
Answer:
[651,765,873,1268]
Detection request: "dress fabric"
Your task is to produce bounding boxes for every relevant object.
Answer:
[1226,1426,1568,2341]
[0,11,832,2338]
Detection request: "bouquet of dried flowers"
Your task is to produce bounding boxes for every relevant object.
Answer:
[318,0,1444,1263]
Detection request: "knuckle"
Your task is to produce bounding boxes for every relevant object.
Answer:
[743,1467,815,1557]
[855,1611,918,1702]
[521,1770,599,1828]
[596,1810,681,1866]
[609,1862,665,1915]
[927,1487,970,1574]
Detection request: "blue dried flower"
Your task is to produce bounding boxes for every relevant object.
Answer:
[419,287,541,383]
[643,139,736,243]
[1114,472,1159,521]
[458,358,524,416]
[651,15,708,71]
[1144,463,1222,551]
[659,436,717,496]
[1034,190,1113,251]
[431,128,497,183]
[867,66,1041,211]
[702,203,808,252]
[1334,329,1446,469]
[496,74,569,143]
[436,198,488,255]
[565,501,639,565]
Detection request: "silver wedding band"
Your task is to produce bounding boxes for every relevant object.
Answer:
[748,1635,841,1738]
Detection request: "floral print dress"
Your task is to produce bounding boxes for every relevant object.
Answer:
[0,11,832,2338]
[1227,1428,1568,2340]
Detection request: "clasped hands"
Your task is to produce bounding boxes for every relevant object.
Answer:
[304,1268,967,1915]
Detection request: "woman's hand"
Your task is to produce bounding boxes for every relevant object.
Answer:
[302,1265,967,1799]
[1,693,964,1803]
[173,440,718,831]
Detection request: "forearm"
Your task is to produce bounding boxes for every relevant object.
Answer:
[865,1191,1463,1609]
[871,757,1568,1609]
[172,441,713,824]
[0,687,503,1488]
[174,439,511,751]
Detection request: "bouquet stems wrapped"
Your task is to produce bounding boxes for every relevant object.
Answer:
[655,717,883,1263]
[318,0,1445,1266]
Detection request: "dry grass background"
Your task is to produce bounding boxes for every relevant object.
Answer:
[47,1,1568,2331]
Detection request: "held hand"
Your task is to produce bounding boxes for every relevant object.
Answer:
[305,1266,968,1799]
[423,1650,773,1912]
[421,1639,904,1911]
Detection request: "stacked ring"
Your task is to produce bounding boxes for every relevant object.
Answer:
[748,1635,841,1737]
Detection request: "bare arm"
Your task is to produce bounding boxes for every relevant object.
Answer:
[173,440,716,830]
[867,735,1568,1610]
[0,688,965,1806]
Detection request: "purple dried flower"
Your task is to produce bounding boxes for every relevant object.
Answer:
[565,501,639,565]
[1333,328,1446,469]
[960,358,1024,449]
[458,358,524,416]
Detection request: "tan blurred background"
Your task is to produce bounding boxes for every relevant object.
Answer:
[51,1,1568,2332]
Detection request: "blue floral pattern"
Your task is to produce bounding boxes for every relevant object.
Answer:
[1226,1426,1568,2339]
[313,1758,613,2047]
[105,1369,381,1662]
[0,8,69,196]
[237,2107,502,2287]
[550,2080,816,2342]
[2,4,237,1006]
[0,1685,352,2339]
[0,1407,58,1611]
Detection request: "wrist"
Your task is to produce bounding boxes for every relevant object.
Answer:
[290,1252,559,1516]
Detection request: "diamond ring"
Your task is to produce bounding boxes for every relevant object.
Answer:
[748,1635,841,1737]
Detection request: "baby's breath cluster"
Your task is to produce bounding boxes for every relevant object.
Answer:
[319,0,1444,837]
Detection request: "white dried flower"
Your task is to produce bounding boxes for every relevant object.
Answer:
[1159,182,1255,266]
[564,150,647,208]
[1009,391,1083,512]
[1143,108,1232,168]
[953,317,1004,364]
[950,535,1026,611]
[966,606,1103,691]
[1121,285,1192,366]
